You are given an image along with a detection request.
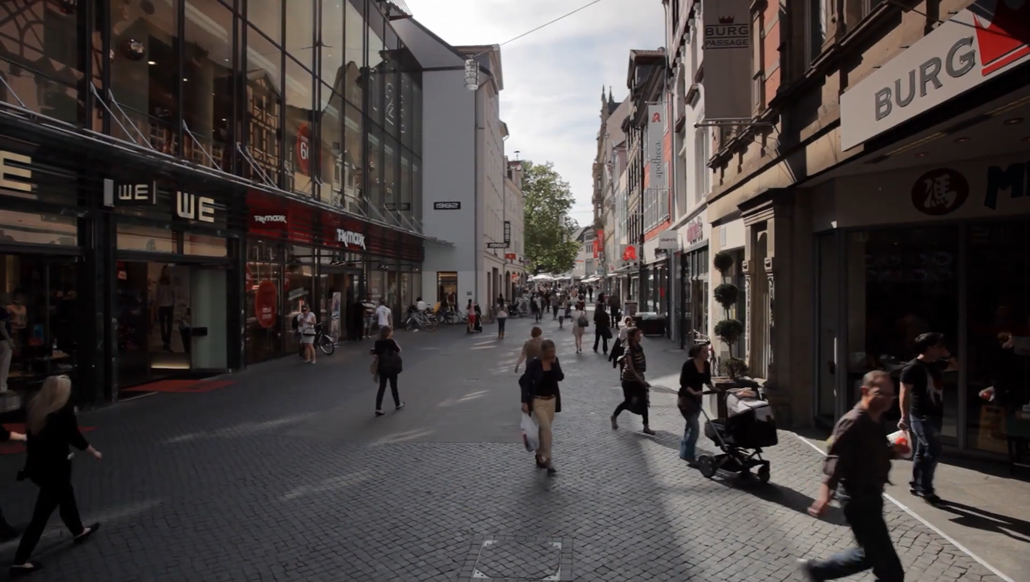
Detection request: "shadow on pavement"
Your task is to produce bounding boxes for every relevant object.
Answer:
[936,500,1030,543]
[709,475,849,527]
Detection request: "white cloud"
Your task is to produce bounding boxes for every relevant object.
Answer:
[404,0,665,225]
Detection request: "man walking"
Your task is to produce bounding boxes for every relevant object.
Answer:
[362,293,376,338]
[593,304,611,355]
[375,299,392,331]
[899,332,956,506]
[550,293,559,320]
[608,293,621,329]
[801,370,906,582]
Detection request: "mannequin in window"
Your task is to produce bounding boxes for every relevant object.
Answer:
[156,270,176,351]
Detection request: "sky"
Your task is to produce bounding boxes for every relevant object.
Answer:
[403,0,666,227]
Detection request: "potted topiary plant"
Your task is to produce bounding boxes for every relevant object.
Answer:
[712,254,746,382]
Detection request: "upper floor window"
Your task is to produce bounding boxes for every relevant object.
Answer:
[805,0,829,66]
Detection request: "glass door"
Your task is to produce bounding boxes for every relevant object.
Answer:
[190,266,228,371]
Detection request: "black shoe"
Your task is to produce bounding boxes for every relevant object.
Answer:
[546,466,557,476]
[535,455,547,469]
[687,461,700,469]
[73,523,100,544]
[395,402,405,411]
[10,563,43,579]
[375,410,385,417]
[923,493,944,506]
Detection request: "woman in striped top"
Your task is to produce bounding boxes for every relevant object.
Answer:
[610,327,655,435]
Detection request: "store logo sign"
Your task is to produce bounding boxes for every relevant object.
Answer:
[0,150,32,193]
[985,161,1030,210]
[337,228,366,250]
[686,217,705,244]
[175,191,215,223]
[911,168,970,215]
[253,214,287,224]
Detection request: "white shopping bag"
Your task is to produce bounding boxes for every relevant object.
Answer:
[521,412,540,452]
[887,430,913,459]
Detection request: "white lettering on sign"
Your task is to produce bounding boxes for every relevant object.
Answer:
[254,214,287,224]
[336,229,366,250]
[175,191,215,223]
[0,151,32,193]
[118,183,154,203]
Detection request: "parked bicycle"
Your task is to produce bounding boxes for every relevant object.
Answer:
[441,309,468,325]
[405,306,439,332]
[314,323,335,356]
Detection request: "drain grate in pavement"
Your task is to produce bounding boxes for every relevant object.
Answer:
[464,536,571,581]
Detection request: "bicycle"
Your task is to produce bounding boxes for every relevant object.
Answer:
[405,309,438,332]
[314,323,335,356]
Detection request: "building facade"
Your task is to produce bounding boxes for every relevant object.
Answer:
[0,0,445,406]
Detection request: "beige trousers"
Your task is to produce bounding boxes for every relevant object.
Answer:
[533,397,556,463]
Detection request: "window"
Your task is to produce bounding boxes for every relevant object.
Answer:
[0,211,77,246]
[694,120,710,203]
[245,26,283,185]
[183,0,235,171]
[367,125,383,211]
[383,136,398,215]
[320,84,342,205]
[0,1,89,126]
[249,0,283,43]
[344,0,365,108]
[286,0,315,68]
[320,0,344,88]
[109,0,180,152]
[805,0,828,66]
[343,102,363,214]
[284,57,315,196]
[367,8,386,127]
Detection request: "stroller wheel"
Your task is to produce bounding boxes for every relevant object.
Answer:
[757,465,771,485]
[698,456,716,479]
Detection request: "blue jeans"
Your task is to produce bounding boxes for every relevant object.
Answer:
[809,494,904,581]
[679,410,700,461]
[910,415,943,495]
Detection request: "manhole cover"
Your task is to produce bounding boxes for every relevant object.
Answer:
[471,539,563,581]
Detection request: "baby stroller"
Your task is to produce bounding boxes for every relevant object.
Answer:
[696,387,778,484]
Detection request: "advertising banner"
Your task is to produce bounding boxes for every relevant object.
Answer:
[702,0,753,120]
[841,0,1030,150]
[646,104,666,189]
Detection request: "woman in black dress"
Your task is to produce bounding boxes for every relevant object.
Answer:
[610,328,655,435]
[520,340,564,475]
[373,326,405,416]
[12,375,102,578]
[679,344,712,467]
[0,425,26,541]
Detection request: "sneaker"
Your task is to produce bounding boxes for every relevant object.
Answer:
[642,427,656,436]
[796,559,817,582]
[396,402,406,411]
[375,410,385,417]
[922,492,944,506]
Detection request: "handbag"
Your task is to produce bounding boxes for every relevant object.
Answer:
[577,314,589,328]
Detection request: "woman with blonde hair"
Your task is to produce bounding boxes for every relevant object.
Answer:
[11,375,102,578]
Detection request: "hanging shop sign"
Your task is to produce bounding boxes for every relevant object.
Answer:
[504,221,511,243]
[336,228,367,250]
[487,242,508,249]
[646,104,667,189]
[433,201,461,210]
[622,245,638,261]
[841,0,1030,150]
[252,214,287,225]
[657,230,679,250]
[701,0,753,120]
[911,168,971,216]
[174,191,216,223]
[505,253,517,261]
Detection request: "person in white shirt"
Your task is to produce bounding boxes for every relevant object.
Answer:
[376,299,392,329]
[298,305,318,364]
[416,297,427,312]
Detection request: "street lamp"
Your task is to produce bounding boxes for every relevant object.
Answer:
[464,59,480,91]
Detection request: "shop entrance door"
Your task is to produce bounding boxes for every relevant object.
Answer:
[116,261,228,390]
[320,269,361,342]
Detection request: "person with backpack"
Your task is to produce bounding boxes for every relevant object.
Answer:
[593,304,612,355]
[570,301,587,354]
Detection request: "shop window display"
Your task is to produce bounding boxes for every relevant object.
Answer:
[0,254,78,392]
[966,222,1030,453]
[245,241,284,363]
[283,246,314,355]
[846,227,959,440]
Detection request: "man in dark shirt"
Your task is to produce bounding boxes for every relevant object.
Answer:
[899,332,957,506]
[801,370,906,582]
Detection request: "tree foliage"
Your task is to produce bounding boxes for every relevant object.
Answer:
[522,161,581,275]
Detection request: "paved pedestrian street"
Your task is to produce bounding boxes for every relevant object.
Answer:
[0,317,1007,582]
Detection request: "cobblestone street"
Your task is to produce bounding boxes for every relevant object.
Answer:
[0,316,1009,582]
